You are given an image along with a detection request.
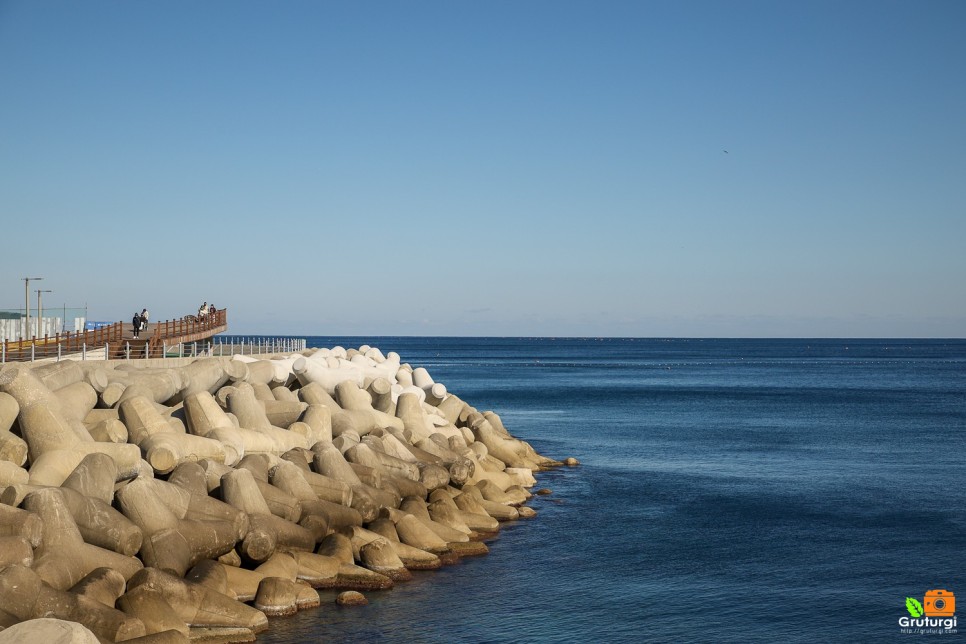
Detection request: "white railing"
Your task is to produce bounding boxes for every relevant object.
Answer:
[1,336,307,363]
[212,337,307,356]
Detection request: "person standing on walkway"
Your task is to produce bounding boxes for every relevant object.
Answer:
[140,308,149,334]
[132,311,142,339]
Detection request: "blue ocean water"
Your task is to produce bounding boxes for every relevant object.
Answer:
[258,337,966,643]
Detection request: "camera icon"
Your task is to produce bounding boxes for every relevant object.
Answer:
[924,589,956,617]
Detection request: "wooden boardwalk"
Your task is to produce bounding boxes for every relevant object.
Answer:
[1,309,227,362]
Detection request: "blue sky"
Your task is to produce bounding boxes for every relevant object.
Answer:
[1,1,964,337]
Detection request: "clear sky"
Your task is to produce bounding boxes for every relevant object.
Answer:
[1,1,964,337]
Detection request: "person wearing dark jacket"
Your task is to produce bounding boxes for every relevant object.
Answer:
[132,312,142,339]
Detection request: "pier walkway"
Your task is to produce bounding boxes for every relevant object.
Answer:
[1,308,228,362]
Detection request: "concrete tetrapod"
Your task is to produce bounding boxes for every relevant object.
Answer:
[411,435,474,486]
[310,532,392,590]
[254,552,299,581]
[169,357,247,404]
[334,381,404,428]
[280,458,352,507]
[34,359,106,393]
[394,392,436,443]
[23,487,143,591]
[287,551,340,589]
[345,525,441,571]
[165,461,210,497]
[230,358,278,387]
[411,367,448,406]
[0,503,42,546]
[477,478,530,505]
[331,562,394,592]
[359,537,412,581]
[226,383,309,453]
[182,390,279,458]
[413,461,452,492]
[119,395,230,474]
[99,364,185,405]
[0,565,146,642]
[397,498,470,544]
[298,404,332,445]
[316,531,353,566]
[311,447,390,520]
[114,478,239,577]
[253,578,308,617]
[2,483,143,556]
[435,393,471,426]
[382,509,450,555]
[296,381,342,411]
[426,496,473,535]
[455,484,520,521]
[0,461,28,487]
[467,411,556,470]
[293,357,364,395]
[0,618,101,644]
[261,399,308,429]
[0,391,28,466]
[0,536,33,568]
[219,468,315,563]
[367,428,420,463]
[70,567,127,609]
[272,384,300,403]
[186,559,250,602]
[142,477,250,539]
[250,477,303,523]
[264,355,307,386]
[429,488,499,533]
[366,377,395,415]
[342,430,440,500]
[368,466,429,501]
[52,381,99,425]
[344,441,420,482]
[117,585,191,638]
[126,567,269,634]
[269,460,359,532]
[85,416,129,444]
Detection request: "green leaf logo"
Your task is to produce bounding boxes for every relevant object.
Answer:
[906,597,924,617]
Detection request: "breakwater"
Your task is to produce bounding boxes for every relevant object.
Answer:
[0,345,573,642]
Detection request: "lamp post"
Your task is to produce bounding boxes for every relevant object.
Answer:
[22,277,42,340]
[37,289,52,338]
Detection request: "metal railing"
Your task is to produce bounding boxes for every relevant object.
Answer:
[213,337,307,356]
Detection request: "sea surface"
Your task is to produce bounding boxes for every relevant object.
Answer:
[254,337,966,643]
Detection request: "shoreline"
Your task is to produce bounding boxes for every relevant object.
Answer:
[0,344,575,642]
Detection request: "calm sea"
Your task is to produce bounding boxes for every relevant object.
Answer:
[253,337,966,643]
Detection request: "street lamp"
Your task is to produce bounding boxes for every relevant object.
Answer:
[37,289,52,337]
[22,277,42,340]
